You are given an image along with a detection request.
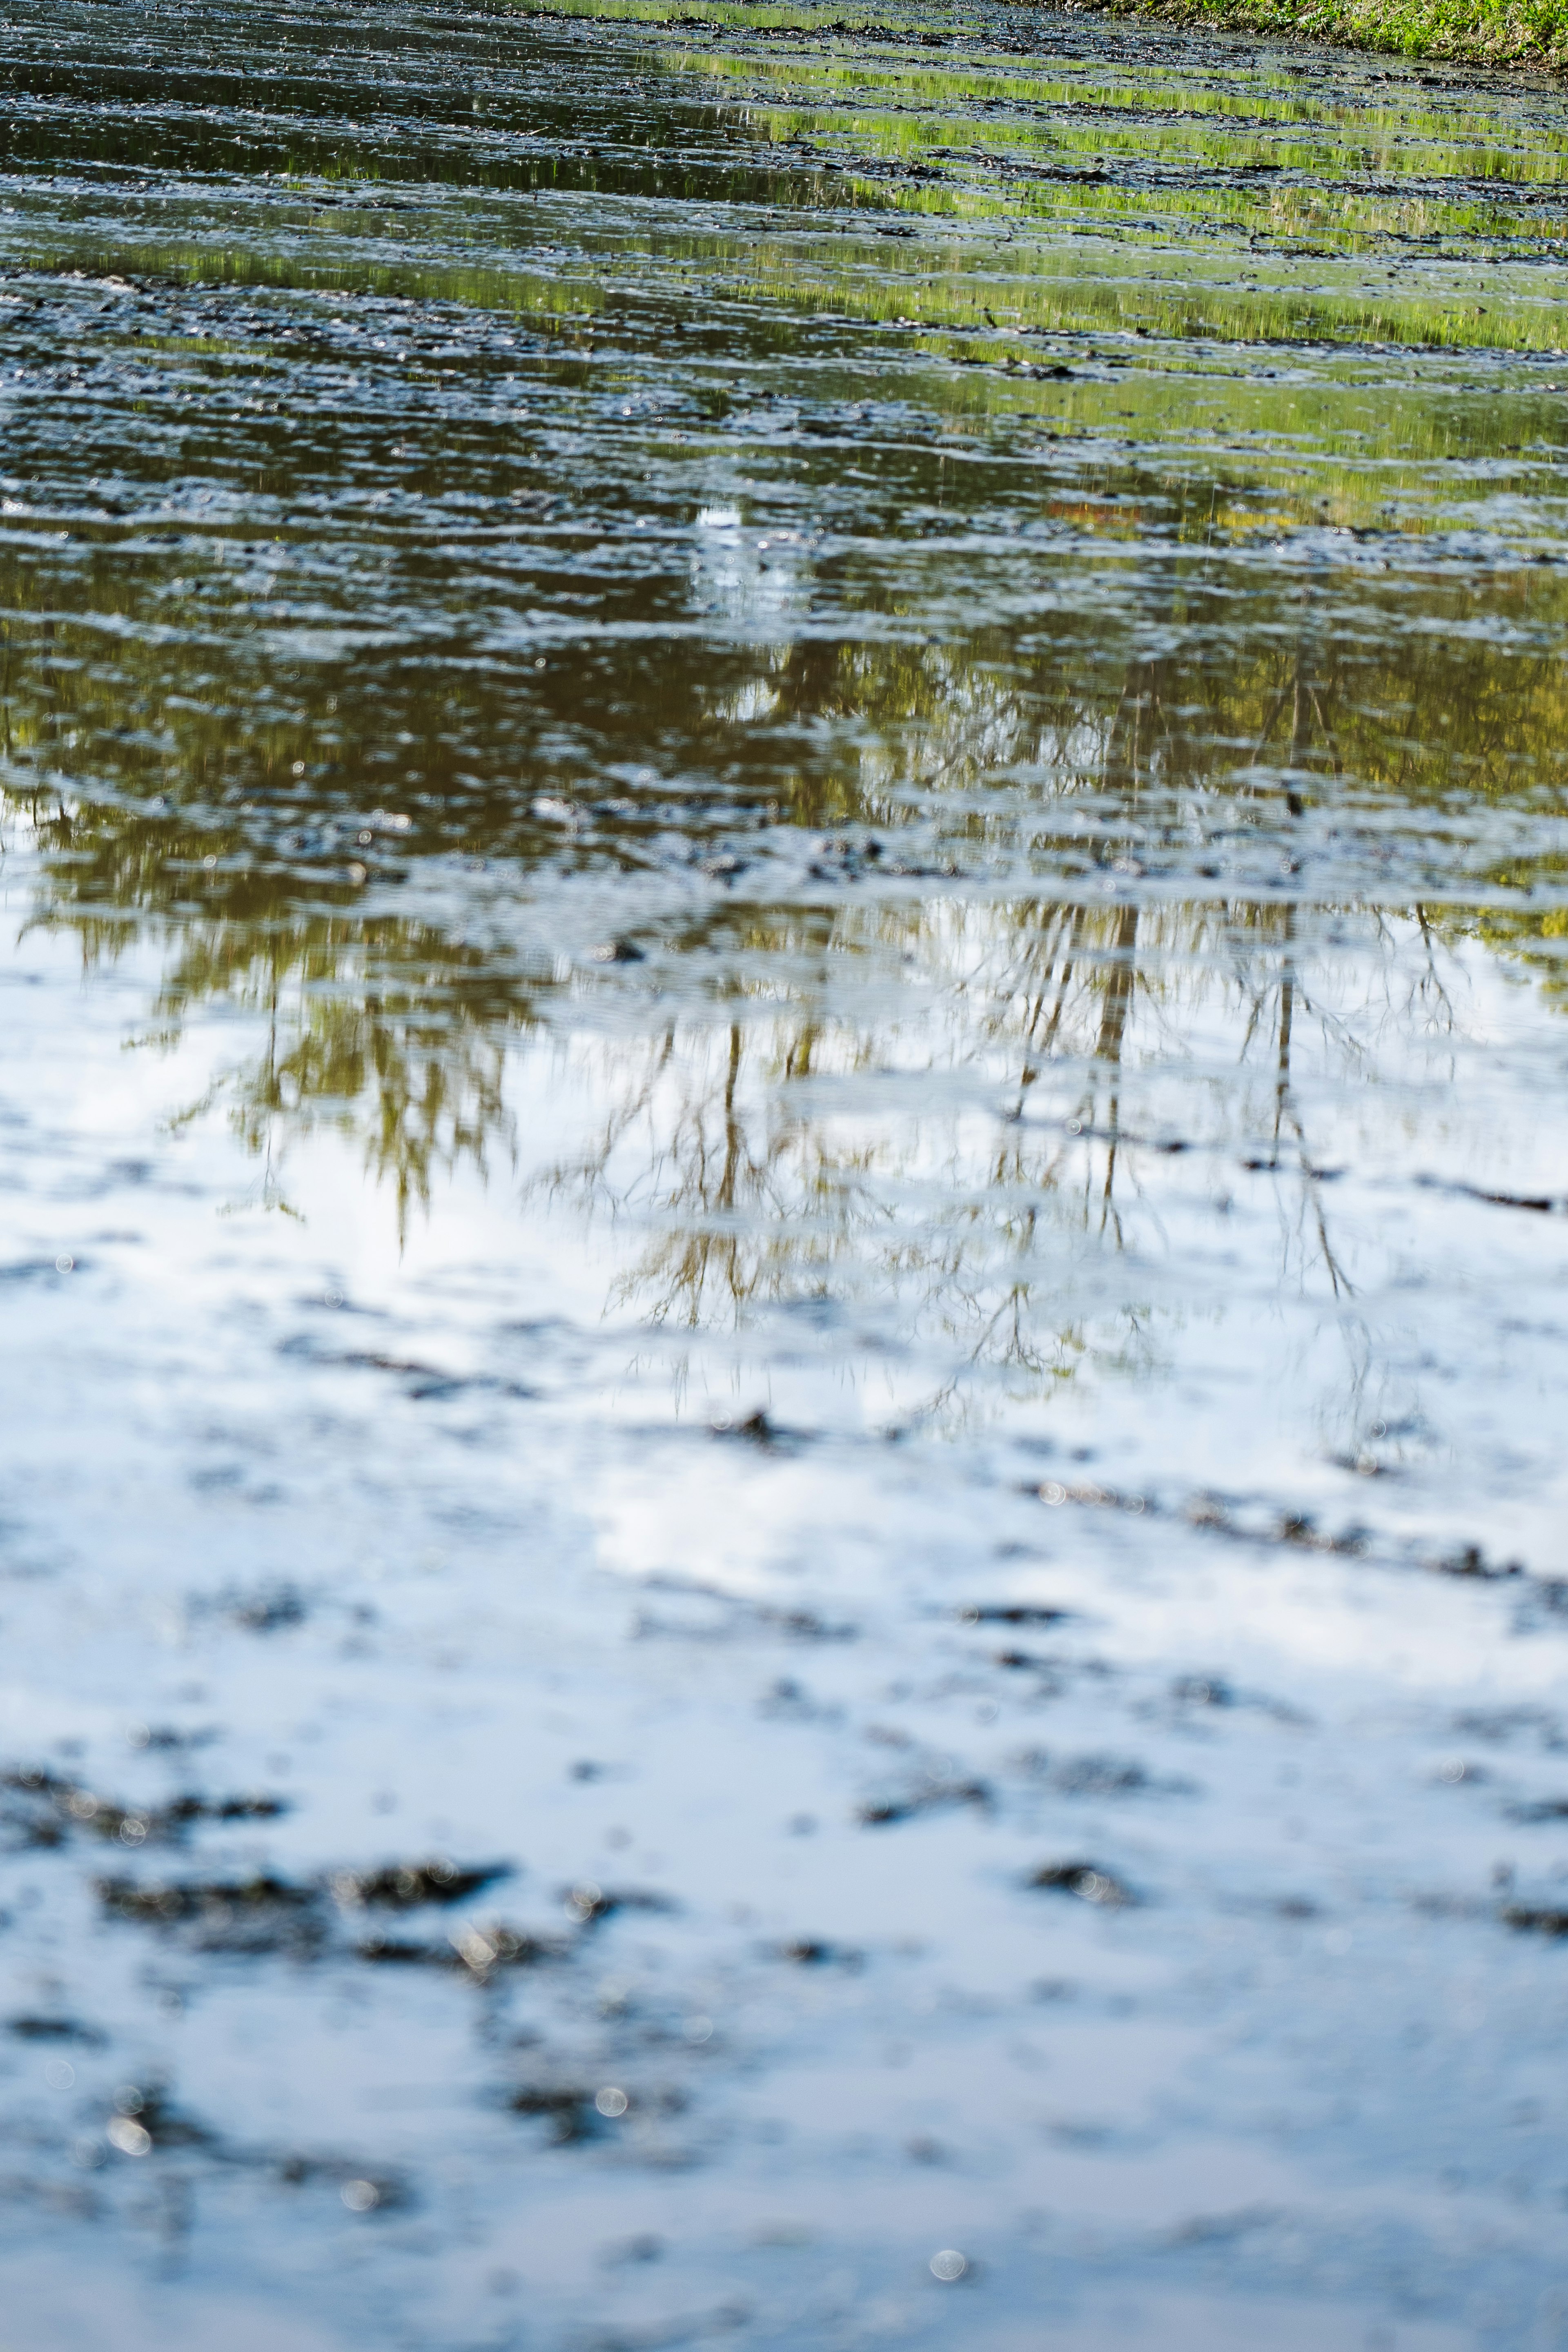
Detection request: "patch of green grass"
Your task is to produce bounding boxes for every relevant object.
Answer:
[523,0,1568,64]
[520,0,946,27]
[1106,0,1568,68]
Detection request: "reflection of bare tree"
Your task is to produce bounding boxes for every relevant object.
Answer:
[525,881,1456,1441]
[158,922,526,1236]
[1262,907,1351,1298]
[3,535,1564,1431]
[2,754,1546,1457]
[537,1016,857,1334]
[1090,900,1139,1246]
[9,785,532,1234]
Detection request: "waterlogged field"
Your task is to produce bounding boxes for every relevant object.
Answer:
[2,2,1568,2345]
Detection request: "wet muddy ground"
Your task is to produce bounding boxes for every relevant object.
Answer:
[2,1,1568,2343]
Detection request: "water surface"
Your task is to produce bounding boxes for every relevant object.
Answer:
[2,4,1568,2345]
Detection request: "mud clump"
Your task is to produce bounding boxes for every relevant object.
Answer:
[1172,1675,1233,1706]
[98,1858,526,1957]
[561,1883,677,1924]
[223,1583,309,1632]
[959,1604,1071,1626]
[509,2081,673,2141]
[357,1924,565,1976]
[1433,1544,1523,1580]
[276,2154,410,2209]
[97,1873,324,1953]
[350,1934,442,1965]
[509,2085,600,2142]
[1049,1755,1160,1798]
[859,1780,991,1827]
[7,2015,104,2043]
[330,1860,511,1909]
[182,1794,287,1824]
[1029,1861,1138,1908]
[1500,1902,1568,1936]
[714,1408,780,1445]
[2,1769,285,1850]
[755,1605,856,1642]
[449,1923,564,1974]
[99,1871,315,1921]
[107,2086,213,2151]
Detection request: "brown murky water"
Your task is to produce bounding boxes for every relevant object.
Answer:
[3,3,1568,2345]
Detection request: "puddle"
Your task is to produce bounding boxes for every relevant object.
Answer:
[2,0,1567,2344]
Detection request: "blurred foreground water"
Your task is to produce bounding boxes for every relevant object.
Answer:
[2,2,1568,2343]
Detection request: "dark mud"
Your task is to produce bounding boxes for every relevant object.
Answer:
[2,0,1568,2346]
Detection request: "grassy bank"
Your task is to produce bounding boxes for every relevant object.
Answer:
[1116,0,1568,70]
[530,0,1568,68]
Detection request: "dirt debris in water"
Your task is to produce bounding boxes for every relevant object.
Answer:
[0,0,1567,2344]
[328,1859,513,1908]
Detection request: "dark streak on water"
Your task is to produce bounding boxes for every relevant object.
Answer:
[2,2,1568,2345]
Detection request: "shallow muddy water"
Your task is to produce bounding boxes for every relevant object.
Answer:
[2,2,1568,2344]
